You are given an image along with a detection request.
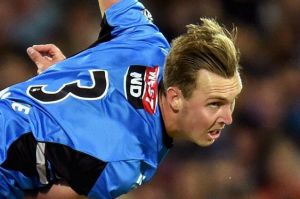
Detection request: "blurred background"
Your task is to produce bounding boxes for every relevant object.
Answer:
[1,0,300,198]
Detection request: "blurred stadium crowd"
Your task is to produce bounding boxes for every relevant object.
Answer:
[1,0,300,198]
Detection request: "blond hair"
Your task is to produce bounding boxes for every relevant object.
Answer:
[162,18,240,98]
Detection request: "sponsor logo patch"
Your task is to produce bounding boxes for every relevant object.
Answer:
[125,65,159,115]
[143,8,153,22]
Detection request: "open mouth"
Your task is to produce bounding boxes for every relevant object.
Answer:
[208,130,221,140]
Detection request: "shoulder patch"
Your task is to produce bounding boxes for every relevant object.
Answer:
[125,65,159,115]
[143,8,153,22]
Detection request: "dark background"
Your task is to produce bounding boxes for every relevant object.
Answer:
[1,1,300,198]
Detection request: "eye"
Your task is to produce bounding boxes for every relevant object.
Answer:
[208,101,222,108]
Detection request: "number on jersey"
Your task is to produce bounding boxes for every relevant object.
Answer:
[27,70,109,104]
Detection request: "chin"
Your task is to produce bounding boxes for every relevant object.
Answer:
[194,139,215,147]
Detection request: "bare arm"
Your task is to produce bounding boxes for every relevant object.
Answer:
[25,181,86,199]
[98,0,120,17]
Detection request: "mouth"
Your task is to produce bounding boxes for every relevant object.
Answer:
[208,129,222,140]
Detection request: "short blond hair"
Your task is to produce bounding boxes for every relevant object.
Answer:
[163,18,240,98]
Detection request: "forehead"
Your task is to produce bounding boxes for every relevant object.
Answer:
[194,69,242,100]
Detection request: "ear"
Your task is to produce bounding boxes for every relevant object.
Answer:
[166,87,183,112]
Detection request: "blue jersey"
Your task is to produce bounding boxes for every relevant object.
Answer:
[0,0,171,198]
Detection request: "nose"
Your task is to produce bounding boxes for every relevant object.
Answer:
[219,106,233,125]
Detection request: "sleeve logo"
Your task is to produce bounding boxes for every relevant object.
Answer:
[125,65,159,115]
[143,8,153,22]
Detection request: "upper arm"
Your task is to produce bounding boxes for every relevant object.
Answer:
[98,0,120,16]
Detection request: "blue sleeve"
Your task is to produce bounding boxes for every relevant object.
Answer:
[88,160,143,199]
[106,0,157,37]
[0,168,24,199]
[96,0,169,49]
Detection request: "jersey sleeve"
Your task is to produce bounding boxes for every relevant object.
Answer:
[106,0,155,35]
[88,160,144,199]
[95,0,167,47]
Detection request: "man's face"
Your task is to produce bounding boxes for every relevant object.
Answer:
[175,69,242,146]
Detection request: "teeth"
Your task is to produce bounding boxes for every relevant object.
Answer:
[210,130,219,135]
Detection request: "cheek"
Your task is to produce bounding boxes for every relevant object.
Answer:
[182,106,214,131]
[202,109,219,126]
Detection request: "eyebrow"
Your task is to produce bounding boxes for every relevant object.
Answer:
[207,94,240,102]
[207,96,228,101]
